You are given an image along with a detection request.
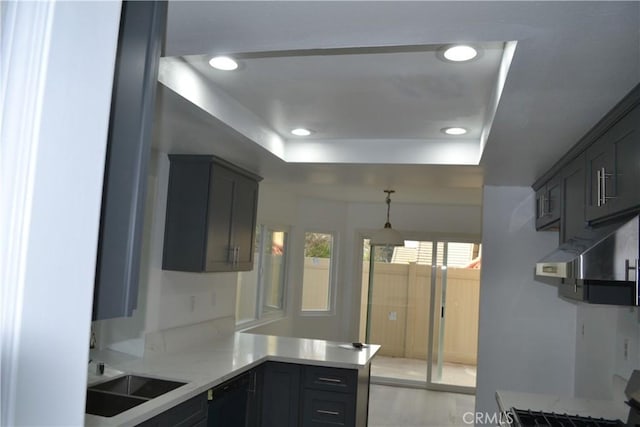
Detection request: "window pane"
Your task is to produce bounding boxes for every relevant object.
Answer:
[301,232,333,311]
[263,229,287,313]
[235,226,261,324]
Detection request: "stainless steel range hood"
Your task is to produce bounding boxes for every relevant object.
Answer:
[535,215,640,305]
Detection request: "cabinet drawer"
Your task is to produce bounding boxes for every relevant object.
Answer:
[302,389,355,427]
[303,366,356,394]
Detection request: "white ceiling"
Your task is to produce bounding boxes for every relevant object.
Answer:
[179,41,507,163]
[155,1,640,205]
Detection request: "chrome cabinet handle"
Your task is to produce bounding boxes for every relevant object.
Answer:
[599,167,615,206]
[597,168,602,207]
[538,194,546,218]
[317,409,340,416]
[228,247,240,266]
[636,259,639,307]
[318,377,342,383]
[627,259,639,306]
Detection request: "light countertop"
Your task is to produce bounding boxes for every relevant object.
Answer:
[86,332,380,426]
[496,389,629,422]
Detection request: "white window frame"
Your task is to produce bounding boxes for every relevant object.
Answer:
[235,224,289,329]
[300,230,338,316]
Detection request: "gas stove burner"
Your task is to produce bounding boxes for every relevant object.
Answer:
[511,408,624,427]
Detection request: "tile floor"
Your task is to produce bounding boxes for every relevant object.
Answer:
[368,384,476,427]
[371,356,477,388]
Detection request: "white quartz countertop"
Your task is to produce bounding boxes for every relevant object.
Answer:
[496,389,629,422]
[85,332,380,426]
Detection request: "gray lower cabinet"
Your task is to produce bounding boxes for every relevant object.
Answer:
[93,0,167,320]
[134,362,370,427]
[261,362,370,427]
[585,106,640,222]
[162,155,261,272]
[261,362,301,427]
[136,393,208,427]
[302,390,355,426]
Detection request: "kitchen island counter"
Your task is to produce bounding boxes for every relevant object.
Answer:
[86,332,379,426]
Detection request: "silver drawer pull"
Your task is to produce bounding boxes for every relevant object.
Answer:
[317,409,340,416]
[318,377,342,383]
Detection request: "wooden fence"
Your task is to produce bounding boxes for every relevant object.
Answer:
[299,259,480,365]
[301,257,331,311]
[362,262,479,365]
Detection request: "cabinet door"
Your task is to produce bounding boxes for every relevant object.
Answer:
[546,177,562,225]
[232,175,259,271]
[586,107,639,222]
[561,154,586,243]
[534,186,548,229]
[162,160,211,271]
[136,393,207,427]
[261,362,301,427]
[585,136,613,221]
[535,176,561,230]
[205,165,236,271]
[609,108,640,214]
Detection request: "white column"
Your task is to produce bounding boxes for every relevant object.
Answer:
[0,1,121,424]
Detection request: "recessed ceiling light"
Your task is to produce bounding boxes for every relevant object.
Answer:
[208,56,238,71]
[442,127,468,135]
[291,128,312,136]
[443,45,478,62]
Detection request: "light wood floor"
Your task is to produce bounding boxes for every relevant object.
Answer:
[368,384,476,426]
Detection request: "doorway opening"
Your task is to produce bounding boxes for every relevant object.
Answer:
[360,238,481,394]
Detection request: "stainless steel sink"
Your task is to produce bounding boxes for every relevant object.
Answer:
[86,389,148,418]
[86,375,187,417]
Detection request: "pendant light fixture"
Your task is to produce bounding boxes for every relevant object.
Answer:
[370,190,404,247]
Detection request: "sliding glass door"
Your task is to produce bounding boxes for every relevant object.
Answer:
[361,238,481,393]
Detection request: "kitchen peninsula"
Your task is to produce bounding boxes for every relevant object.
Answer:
[86,332,379,427]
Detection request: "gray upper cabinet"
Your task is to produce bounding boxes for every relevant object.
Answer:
[535,174,561,230]
[93,1,167,320]
[162,155,262,273]
[532,83,639,241]
[585,106,640,222]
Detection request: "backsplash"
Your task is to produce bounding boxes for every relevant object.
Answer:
[575,303,640,399]
[94,149,239,356]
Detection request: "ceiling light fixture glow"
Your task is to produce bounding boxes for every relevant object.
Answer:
[291,128,312,136]
[443,45,478,62]
[442,127,468,135]
[208,56,238,71]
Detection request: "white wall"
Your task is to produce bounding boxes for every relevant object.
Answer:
[1,2,121,425]
[574,304,640,399]
[250,194,482,342]
[475,186,577,421]
[96,150,238,353]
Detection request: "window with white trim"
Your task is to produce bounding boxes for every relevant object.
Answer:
[236,225,288,326]
[301,231,335,312]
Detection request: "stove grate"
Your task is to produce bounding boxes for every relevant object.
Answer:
[511,408,624,427]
